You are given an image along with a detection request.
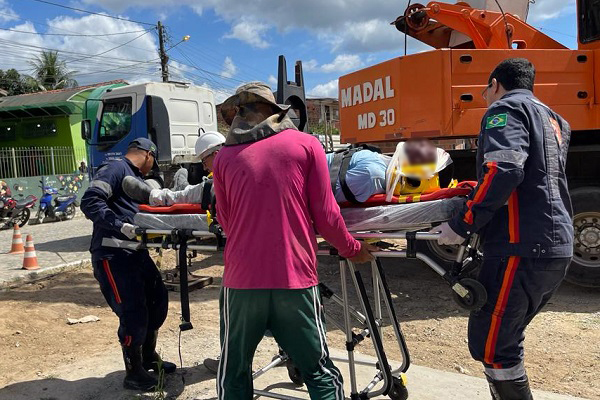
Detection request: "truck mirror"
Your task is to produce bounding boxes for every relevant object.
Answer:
[147,95,171,164]
[81,119,92,141]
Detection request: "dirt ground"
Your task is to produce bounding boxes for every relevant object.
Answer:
[0,248,598,399]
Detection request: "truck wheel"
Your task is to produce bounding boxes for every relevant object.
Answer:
[416,240,458,270]
[567,187,600,287]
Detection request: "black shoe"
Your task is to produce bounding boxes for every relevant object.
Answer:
[122,176,153,204]
[142,330,177,374]
[203,357,220,374]
[487,374,533,400]
[122,345,158,391]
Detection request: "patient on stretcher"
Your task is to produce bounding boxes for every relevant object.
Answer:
[329,139,454,204]
[124,139,454,208]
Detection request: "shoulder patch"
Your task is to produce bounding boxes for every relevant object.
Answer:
[486,113,508,129]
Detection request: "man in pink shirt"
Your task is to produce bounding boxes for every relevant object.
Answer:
[213,82,376,399]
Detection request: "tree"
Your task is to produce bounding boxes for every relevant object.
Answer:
[28,50,78,91]
[0,69,37,96]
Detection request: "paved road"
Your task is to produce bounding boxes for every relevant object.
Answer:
[0,210,92,287]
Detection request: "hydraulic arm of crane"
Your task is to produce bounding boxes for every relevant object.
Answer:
[392,1,567,51]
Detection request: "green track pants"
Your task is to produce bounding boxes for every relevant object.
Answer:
[216,285,344,400]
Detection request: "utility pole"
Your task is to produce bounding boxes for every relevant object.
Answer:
[157,21,169,82]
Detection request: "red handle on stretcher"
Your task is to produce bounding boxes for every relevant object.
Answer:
[138,203,206,214]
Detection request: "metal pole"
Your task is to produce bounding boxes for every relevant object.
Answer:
[158,21,169,82]
[50,147,56,175]
[11,148,17,178]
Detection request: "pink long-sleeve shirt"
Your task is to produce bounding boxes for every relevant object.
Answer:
[213,129,361,289]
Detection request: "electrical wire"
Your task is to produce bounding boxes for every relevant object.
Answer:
[493,0,512,48]
[0,26,152,37]
[29,0,156,27]
[63,30,152,64]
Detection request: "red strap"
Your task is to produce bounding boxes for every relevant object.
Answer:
[138,203,206,214]
[339,181,477,208]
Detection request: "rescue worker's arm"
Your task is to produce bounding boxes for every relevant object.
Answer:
[307,139,361,258]
[448,105,530,238]
[80,163,128,232]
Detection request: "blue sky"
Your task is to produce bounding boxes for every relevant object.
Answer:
[0,0,578,101]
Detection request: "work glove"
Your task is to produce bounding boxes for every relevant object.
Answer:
[120,223,138,240]
[429,222,466,246]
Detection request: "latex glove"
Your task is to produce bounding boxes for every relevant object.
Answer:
[348,241,380,264]
[429,222,466,246]
[120,223,137,240]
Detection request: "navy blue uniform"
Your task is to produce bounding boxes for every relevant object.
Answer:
[81,158,168,348]
[448,89,573,381]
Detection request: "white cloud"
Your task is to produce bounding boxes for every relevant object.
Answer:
[309,79,338,98]
[320,54,362,73]
[267,74,277,85]
[223,18,270,49]
[0,0,18,23]
[220,56,237,78]
[528,0,576,22]
[0,14,160,85]
[303,59,318,71]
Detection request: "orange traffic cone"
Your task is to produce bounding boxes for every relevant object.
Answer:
[22,234,40,270]
[9,224,25,254]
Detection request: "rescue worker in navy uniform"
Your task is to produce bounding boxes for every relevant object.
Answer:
[431,58,573,399]
[81,138,176,391]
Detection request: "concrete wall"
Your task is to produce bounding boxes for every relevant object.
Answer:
[3,173,89,201]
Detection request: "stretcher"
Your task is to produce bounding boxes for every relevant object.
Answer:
[102,196,486,400]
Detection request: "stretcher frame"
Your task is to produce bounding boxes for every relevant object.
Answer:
[102,226,485,400]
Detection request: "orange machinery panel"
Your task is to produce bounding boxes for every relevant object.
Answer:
[340,49,599,143]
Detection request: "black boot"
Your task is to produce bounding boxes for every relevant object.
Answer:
[203,357,220,374]
[122,176,153,204]
[487,375,534,400]
[122,345,158,391]
[142,330,177,374]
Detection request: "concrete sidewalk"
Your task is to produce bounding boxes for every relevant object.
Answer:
[0,213,92,288]
[0,337,587,400]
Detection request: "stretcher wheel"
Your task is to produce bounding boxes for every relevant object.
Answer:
[286,359,304,386]
[453,278,487,311]
[388,375,409,400]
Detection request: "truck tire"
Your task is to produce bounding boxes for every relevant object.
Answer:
[567,187,600,287]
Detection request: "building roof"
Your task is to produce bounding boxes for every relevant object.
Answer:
[0,80,127,119]
[306,97,338,102]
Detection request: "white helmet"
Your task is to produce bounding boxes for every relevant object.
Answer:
[195,131,225,161]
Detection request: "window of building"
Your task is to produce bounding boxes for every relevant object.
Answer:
[0,123,16,141]
[23,121,58,138]
[579,0,600,44]
[99,97,133,143]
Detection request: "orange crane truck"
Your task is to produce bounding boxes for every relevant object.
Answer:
[338,0,600,287]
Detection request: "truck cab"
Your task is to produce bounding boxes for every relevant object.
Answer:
[82,82,217,176]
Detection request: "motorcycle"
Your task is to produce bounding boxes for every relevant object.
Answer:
[0,186,37,230]
[33,181,78,224]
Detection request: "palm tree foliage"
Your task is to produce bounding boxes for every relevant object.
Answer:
[28,50,78,91]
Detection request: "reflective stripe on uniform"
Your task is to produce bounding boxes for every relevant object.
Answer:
[464,162,498,225]
[484,256,521,368]
[102,259,122,304]
[90,180,113,197]
[484,150,527,168]
[508,191,520,244]
[485,361,526,381]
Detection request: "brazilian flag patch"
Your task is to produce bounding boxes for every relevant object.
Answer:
[486,113,508,129]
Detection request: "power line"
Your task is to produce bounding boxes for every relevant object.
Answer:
[64,30,152,63]
[0,26,152,37]
[29,0,155,27]
[0,11,158,56]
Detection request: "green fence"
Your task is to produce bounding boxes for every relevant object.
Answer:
[0,146,88,180]
[3,173,89,201]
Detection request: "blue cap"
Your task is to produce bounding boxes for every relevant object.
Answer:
[128,137,158,157]
[128,138,159,169]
